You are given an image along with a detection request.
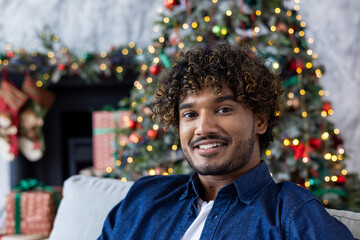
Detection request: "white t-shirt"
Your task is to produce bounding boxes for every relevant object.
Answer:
[181,198,214,240]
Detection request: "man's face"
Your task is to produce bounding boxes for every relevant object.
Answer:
[179,85,264,176]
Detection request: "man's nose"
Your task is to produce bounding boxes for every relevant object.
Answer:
[194,111,218,136]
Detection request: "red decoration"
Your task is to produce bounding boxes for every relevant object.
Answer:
[33,141,41,150]
[57,64,66,71]
[309,138,322,149]
[322,102,332,112]
[290,142,312,161]
[149,65,161,75]
[0,77,28,161]
[129,132,141,143]
[147,129,158,139]
[128,120,137,129]
[276,22,288,33]
[169,28,181,46]
[6,51,14,58]
[337,175,346,184]
[164,0,180,10]
[289,59,304,71]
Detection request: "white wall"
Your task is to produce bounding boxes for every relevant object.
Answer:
[300,0,360,173]
[0,0,163,53]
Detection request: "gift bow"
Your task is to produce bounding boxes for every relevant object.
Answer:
[13,178,45,192]
[13,178,61,234]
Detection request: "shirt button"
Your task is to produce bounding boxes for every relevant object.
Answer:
[213,215,218,219]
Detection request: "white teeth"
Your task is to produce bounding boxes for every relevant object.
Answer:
[198,143,223,149]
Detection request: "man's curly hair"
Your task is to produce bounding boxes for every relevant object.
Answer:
[152,43,283,148]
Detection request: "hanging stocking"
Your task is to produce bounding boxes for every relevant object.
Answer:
[0,73,28,161]
[19,75,55,161]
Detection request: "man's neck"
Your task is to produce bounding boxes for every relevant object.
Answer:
[197,160,261,202]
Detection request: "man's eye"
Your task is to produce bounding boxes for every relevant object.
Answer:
[218,107,232,113]
[183,112,196,118]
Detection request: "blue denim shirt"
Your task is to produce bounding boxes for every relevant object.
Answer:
[98,161,354,239]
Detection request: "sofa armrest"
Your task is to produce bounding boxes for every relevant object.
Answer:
[49,175,133,240]
[326,208,360,239]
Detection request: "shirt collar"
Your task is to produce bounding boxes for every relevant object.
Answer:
[180,173,201,200]
[231,160,273,205]
[180,161,273,205]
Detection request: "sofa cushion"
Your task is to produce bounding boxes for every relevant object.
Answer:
[49,175,133,240]
[326,208,360,239]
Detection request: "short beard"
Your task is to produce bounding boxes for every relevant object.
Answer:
[183,124,255,176]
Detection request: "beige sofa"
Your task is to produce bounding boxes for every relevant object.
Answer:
[43,175,360,239]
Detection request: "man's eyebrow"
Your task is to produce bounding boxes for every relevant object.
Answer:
[179,95,237,110]
[179,103,194,111]
[213,95,237,103]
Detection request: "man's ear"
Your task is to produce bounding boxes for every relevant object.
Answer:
[255,114,267,134]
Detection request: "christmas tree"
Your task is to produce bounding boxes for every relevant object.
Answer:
[112,0,360,211]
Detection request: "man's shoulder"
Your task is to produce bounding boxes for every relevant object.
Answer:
[275,181,324,226]
[277,181,319,204]
[276,182,354,239]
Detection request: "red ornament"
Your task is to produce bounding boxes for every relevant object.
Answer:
[128,120,137,129]
[7,51,14,58]
[289,59,303,71]
[164,0,180,10]
[169,28,181,46]
[129,132,141,143]
[322,102,332,112]
[149,65,161,75]
[276,22,288,33]
[147,129,158,139]
[309,138,322,149]
[337,175,346,184]
[57,64,66,71]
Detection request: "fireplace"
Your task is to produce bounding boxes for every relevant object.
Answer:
[9,73,135,186]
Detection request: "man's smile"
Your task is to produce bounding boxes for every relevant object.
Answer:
[197,142,225,149]
[191,138,230,156]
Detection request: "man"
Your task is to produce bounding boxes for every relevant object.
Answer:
[98,43,353,239]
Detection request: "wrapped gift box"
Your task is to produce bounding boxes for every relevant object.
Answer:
[4,190,60,237]
[1,234,45,240]
[92,110,131,171]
